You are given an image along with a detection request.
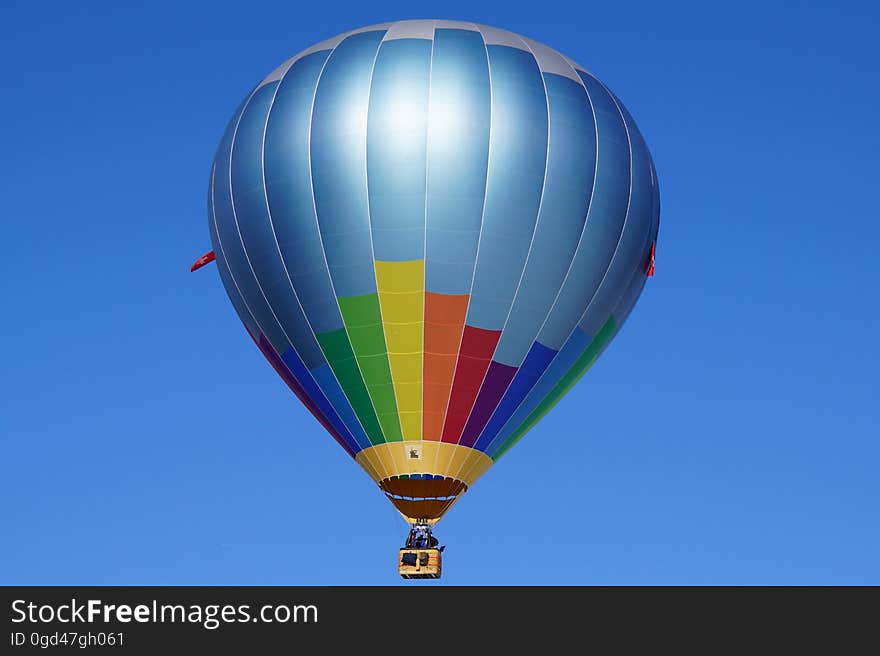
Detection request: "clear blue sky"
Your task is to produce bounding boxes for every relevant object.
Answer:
[2,0,877,585]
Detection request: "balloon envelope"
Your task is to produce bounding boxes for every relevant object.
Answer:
[208,20,660,523]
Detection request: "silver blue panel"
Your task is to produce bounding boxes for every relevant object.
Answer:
[366,38,432,262]
[310,30,387,297]
[536,70,632,348]
[264,50,343,335]
[465,44,548,330]
[492,73,596,365]
[424,28,491,295]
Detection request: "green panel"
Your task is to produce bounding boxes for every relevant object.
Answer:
[315,328,385,445]
[493,317,617,461]
[338,294,382,324]
[338,293,402,441]
[345,323,388,356]
[359,353,394,384]
[368,384,398,413]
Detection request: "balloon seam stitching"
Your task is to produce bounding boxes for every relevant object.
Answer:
[461,52,601,477]
[487,70,636,460]
[260,52,375,453]
[305,36,395,475]
[451,31,553,453]
[224,82,363,455]
[419,20,437,456]
[432,24,493,475]
[362,34,406,443]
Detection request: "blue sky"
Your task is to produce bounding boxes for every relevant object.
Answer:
[1,0,877,585]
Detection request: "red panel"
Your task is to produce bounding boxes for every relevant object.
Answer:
[459,324,502,357]
[441,326,501,443]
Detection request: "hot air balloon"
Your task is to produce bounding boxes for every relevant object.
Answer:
[197,19,659,578]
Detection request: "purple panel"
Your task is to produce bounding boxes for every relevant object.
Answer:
[458,360,518,448]
[473,340,558,452]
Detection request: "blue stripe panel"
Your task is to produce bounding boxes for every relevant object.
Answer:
[367,38,431,261]
[310,30,387,298]
[579,83,653,338]
[492,73,596,366]
[281,348,363,455]
[481,81,659,457]
[213,191,360,458]
[473,340,557,452]
[465,44,548,330]
[210,99,363,456]
[424,28,491,295]
[230,82,325,370]
[212,94,289,355]
[311,362,373,451]
[484,328,593,456]
[536,71,632,349]
[210,102,259,340]
[232,71,372,451]
[209,163,260,339]
[264,50,344,335]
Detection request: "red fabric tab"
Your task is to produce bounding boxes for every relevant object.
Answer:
[191,250,216,272]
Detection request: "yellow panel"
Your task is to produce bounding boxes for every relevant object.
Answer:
[379,292,424,323]
[434,440,456,477]
[376,447,396,481]
[364,444,386,471]
[456,451,493,487]
[372,443,392,472]
[448,451,472,482]
[445,446,470,479]
[421,440,442,476]
[357,454,380,483]
[394,382,422,409]
[463,452,493,486]
[371,447,390,480]
[385,326,423,354]
[430,441,453,481]
[375,260,425,441]
[375,260,425,293]
[375,261,426,443]
[356,448,383,482]
[388,353,422,382]
[399,412,421,439]
[390,443,410,473]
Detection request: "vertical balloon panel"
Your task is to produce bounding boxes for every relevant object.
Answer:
[367,33,431,442]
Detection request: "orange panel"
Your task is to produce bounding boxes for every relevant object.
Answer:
[421,410,447,439]
[423,353,461,439]
[423,354,458,386]
[424,292,468,325]
[425,321,465,354]
[422,293,470,441]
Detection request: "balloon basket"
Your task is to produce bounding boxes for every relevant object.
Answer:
[398,548,442,579]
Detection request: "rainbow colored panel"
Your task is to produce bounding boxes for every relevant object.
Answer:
[207,21,660,493]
